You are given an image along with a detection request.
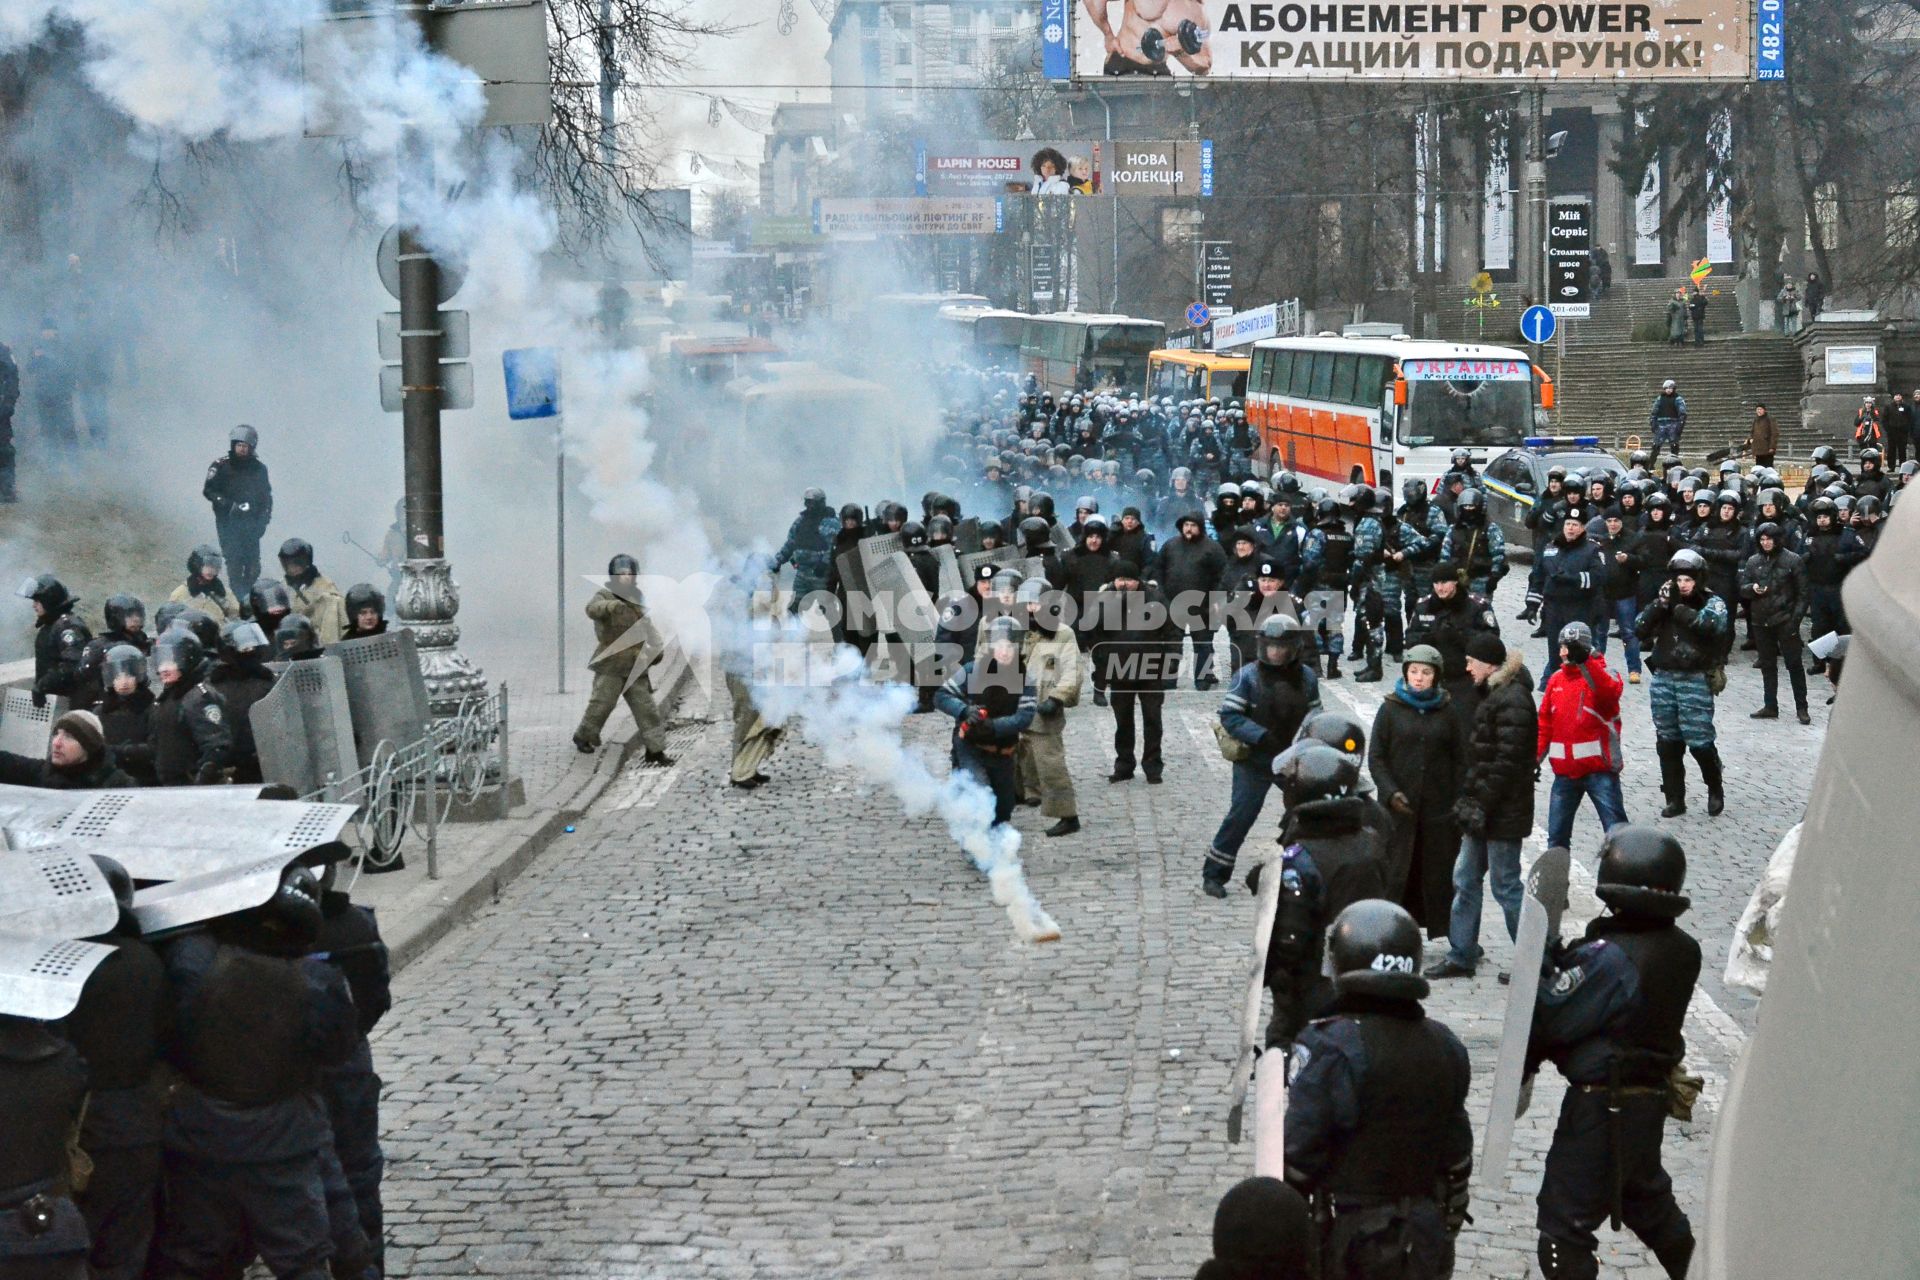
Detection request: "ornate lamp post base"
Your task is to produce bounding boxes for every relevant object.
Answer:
[395,557,488,718]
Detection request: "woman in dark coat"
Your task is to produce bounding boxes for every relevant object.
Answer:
[1367,645,1467,936]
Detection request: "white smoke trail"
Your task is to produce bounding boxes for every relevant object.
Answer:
[0,0,1059,944]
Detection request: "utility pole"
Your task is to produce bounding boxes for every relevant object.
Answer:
[393,0,487,717]
[1524,86,1547,307]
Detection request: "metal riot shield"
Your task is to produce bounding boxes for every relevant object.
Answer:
[1252,1049,1289,1179]
[1479,845,1572,1186]
[953,516,985,555]
[328,630,431,766]
[1051,520,1073,551]
[0,687,64,759]
[957,547,1016,586]
[934,545,963,597]
[130,853,298,935]
[251,656,359,799]
[1226,842,1285,1147]
[0,848,121,939]
[1016,556,1049,587]
[1,788,357,885]
[868,551,937,644]
[857,532,905,586]
[0,932,115,1019]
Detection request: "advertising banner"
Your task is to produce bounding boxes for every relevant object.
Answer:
[915,140,1212,197]
[1212,303,1278,348]
[812,198,1001,238]
[1547,198,1591,317]
[1202,241,1234,310]
[1070,1,1756,81]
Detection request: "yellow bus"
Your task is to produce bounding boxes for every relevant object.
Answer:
[1146,348,1250,403]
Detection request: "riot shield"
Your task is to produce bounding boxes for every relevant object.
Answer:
[0,687,64,759]
[953,516,985,555]
[0,932,115,1019]
[934,545,964,597]
[251,656,359,799]
[1051,520,1073,551]
[1479,845,1572,1186]
[958,547,1016,586]
[1016,556,1048,587]
[328,630,431,766]
[0,848,121,939]
[1226,842,1285,1148]
[0,787,356,884]
[868,551,937,644]
[130,854,298,935]
[1252,1048,1288,1179]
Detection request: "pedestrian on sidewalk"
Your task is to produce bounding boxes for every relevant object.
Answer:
[1665,289,1690,347]
[1430,633,1534,980]
[1740,522,1812,724]
[1853,396,1884,454]
[1689,285,1710,345]
[1593,245,1613,299]
[1805,270,1825,320]
[1776,280,1800,335]
[1889,392,1916,467]
[1537,621,1628,850]
[573,553,674,765]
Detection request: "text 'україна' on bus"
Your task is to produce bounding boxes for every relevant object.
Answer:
[1243,335,1555,492]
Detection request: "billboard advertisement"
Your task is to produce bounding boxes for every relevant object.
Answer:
[1070,1,1755,81]
[915,140,1213,197]
[811,198,1003,238]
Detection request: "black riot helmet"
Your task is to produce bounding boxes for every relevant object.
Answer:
[1018,516,1052,550]
[1808,496,1838,525]
[1401,476,1429,507]
[103,593,145,634]
[1450,448,1471,469]
[1754,521,1782,550]
[1595,824,1689,918]
[802,486,827,509]
[607,553,640,578]
[902,521,928,549]
[838,503,864,529]
[1255,614,1308,668]
[1857,495,1885,521]
[1811,444,1839,468]
[1454,488,1485,522]
[1644,493,1671,522]
[1346,484,1376,515]
[275,615,321,659]
[277,538,314,574]
[1030,491,1057,521]
[1667,548,1708,579]
[345,582,385,621]
[1314,497,1341,523]
[248,578,293,621]
[1860,446,1883,470]
[187,544,224,579]
[102,644,147,691]
[1629,448,1651,469]
[153,601,191,639]
[16,573,73,615]
[1273,741,1359,806]
[229,423,259,451]
[1295,709,1366,758]
[217,619,270,662]
[152,630,205,685]
[178,611,220,652]
[1328,899,1429,1000]
[926,515,954,545]
[257,864,324,947]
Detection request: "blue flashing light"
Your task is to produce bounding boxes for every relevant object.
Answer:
[1523,436,1601,450]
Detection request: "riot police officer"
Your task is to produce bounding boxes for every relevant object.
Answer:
[18,573,89,707]
[203,424,273,598]
[207,620,276,783]
[0,1012,90,1279]
[573,554,673,765]
[771,487,835,612]
[171,546,241,623]
[314,866,393,1280]
[342,584,388,640]
[1442,488,1506,599]
[1285,899,1474,1279]
[1527,826,1701,1280]
[1633,549,1729,817]
[1208,615,1321,898]
[148,630,233,786]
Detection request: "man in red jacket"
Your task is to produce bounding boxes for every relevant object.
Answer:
[1538,620,1629,849]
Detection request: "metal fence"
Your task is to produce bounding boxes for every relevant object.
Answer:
[304,684,510,882]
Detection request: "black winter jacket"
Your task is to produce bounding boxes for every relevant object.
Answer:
[1456,651,1536,840]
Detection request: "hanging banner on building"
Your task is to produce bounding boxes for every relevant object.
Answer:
[1031,243,1058,305]
[1042,0,1074,77]
[1634,157,1664,266]
[1547,198,1592,317]
[811,197,1002,238]
[914,141,1213,196]
[1069,1,1756,81]
[1482,130,1512,271]
[1211,303,1278,348]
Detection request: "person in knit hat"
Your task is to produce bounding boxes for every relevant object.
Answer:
[0,708,133,788]
[1194,1176,1311,1279]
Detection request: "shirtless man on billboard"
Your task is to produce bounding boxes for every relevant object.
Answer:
[1082,0,1213,76]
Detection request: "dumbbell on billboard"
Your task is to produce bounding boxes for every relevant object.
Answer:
[1083,0,1213,75]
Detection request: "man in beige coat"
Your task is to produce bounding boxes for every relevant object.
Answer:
[277,538,349,644]
[574,553,672,763]
[1014,579,1082,837]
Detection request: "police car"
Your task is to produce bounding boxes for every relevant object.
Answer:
[1480,437,1627,550]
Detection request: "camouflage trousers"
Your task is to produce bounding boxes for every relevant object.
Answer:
[1017,716,1077,819]
[576,664,667,754]
[1352,571,1408,663]
[1648,669,1716,749]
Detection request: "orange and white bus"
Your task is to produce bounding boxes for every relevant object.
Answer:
[1146,348,1249,403]
[1245,335,1555,491]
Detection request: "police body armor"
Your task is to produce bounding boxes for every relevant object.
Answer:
[178,944,322,1105]
[1559,918,1700,1087]
[1316,525,1355,589]
[1320,1011,1470,1200]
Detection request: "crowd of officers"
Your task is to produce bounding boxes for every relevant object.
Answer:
[2,854,392,1280]
[17,547,389,792]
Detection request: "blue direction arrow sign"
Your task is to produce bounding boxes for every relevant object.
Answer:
[1520,304,1557,344]
[1186,301,1211,328]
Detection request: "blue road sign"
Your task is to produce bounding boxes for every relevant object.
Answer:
[1520,304,1557,345]
[1186,302,1211,328]
[503,347,561,420]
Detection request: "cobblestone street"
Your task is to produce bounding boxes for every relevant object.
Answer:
[374,578,1824,1278]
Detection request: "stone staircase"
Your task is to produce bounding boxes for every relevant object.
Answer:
[1429,277,1814,462]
